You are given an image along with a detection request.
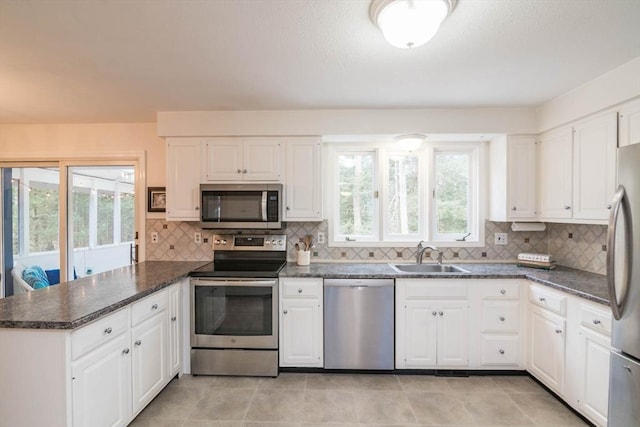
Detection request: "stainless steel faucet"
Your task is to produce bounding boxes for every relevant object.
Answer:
[416,241,442,264]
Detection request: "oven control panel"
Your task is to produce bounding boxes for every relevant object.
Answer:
[213,234,286,251]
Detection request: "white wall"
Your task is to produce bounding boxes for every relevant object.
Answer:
[536,56,640,132]
[157,107,537,137]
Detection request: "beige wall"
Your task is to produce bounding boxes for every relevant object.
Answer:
[0,122,166,187]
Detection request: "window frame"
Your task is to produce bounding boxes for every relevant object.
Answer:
[327,140,486,248]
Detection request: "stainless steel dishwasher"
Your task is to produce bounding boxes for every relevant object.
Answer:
[324,279,394,370]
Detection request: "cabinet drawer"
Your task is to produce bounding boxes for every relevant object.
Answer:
[579,303,612,336]
[479,281,521,300]
[481,301,520,333]
[529,285,567,316]
[403,282,467,300]
[282,278,322,298]
[480,335,520,366]
[131,289,168,327]
[72,308,130,360]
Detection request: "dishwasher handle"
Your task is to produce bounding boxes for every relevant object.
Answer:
[324,279,394,288]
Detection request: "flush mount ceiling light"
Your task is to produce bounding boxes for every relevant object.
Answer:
[394,134,426,150]
[370,0,457,49]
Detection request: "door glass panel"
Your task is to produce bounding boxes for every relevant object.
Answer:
[194,285,273,336]
[4,167,61,293]
[68,166,135,278]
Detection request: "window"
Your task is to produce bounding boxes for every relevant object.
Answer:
[335,151,378,241]
[329,141,484,246]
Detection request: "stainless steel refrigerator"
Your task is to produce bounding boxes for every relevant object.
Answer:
[607,142,640,427]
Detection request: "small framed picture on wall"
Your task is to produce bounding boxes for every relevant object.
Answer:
[148,187,166,212]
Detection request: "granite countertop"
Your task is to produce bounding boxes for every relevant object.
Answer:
[281,262,610,305]
[0,261,208,330]
[0,260,609,331]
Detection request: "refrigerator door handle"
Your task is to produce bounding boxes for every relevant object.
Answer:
[607,185,632,320]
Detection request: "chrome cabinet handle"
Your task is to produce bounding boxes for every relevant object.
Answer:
[135,340,142,346]
[152,304,158,310]
[511,206,517,211]
[539,297,546,302]
[283,309,288,314]
[195,206,200,211]
[555,329,562,334]
[171,316,177,322]
[499,316,505,322]
[439,311,444,316]
[432,311,437,316]
[500,289,506,295]
[607,204,612,210]
[564,205,571,210]
[286,206,291,211]
[122,348,130,355]
[237,169,242,173]
[104,327,113,334]
[298,288,303,293]
[243,169,248,173]
[499,349,505,354]
[593,319,601,325]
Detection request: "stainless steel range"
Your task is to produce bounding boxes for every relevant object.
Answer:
[190,234,286,377]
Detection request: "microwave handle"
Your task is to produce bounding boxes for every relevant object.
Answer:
[261,191,268,221]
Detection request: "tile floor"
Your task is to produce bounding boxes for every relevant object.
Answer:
[130,373,590,427]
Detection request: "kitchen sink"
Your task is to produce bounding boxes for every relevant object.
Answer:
[389,263,469,274]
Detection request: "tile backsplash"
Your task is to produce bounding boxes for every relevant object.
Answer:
[144,219,610,275]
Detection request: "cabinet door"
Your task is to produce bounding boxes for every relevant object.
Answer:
[619,98,640,147]
[437,302,469,367]
[244,138,282,181]
[572,112,617,221]
[166,138,201,220]
[280,299,323,367]
[578,327,610,426]
[528,306,566,395]
[508,136,537,219]
[284,138,322,221]
[403,301,438,368]
[203,138,244,181]
[72,332,132,427]
[168,284,181,376]
[538,128,573,219]
[131,313,168,416]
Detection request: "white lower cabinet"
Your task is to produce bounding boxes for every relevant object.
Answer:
[0,282,183,427]
[469,280,525,369]
[71,332,132,427]
[527,304,566,394]
[131,311,168,415]
[279,278,323,367]
[396,280,468,369]
[527,283,612,427]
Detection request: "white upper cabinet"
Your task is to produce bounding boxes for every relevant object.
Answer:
[538,127,573,220]
[619,98,640,147]
[203,138,282,182]
[166,138,202,221]
[538,111,618,224]
[489,135,537,221]
[572,112,617,221]
[284,137,322,221]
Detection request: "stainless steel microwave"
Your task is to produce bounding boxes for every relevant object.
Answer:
[199,183,282,229]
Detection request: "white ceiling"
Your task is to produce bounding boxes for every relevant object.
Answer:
[1,0,639,124]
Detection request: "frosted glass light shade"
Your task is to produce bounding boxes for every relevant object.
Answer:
[395,134,425,150]
[371,0,454,49]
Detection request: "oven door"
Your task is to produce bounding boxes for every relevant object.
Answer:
[191,278,278,349]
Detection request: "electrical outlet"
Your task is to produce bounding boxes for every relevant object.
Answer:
[194,232,202,244]
[151,232,159,243]
[317,231,326,244]
[495,232,508,245]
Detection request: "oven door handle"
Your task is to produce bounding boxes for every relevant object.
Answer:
[191,279,278,287]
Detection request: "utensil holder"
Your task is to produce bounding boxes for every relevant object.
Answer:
[297,251,310,266]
